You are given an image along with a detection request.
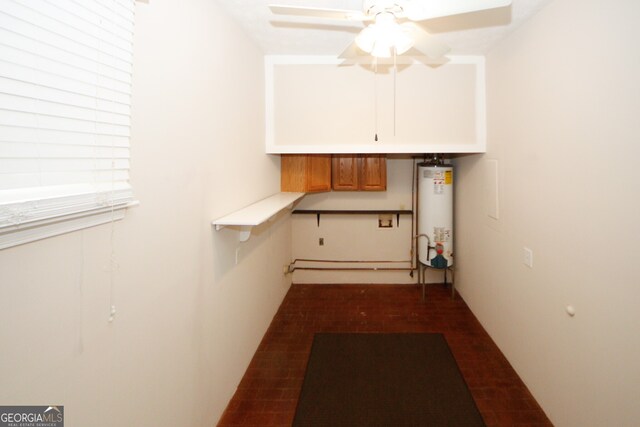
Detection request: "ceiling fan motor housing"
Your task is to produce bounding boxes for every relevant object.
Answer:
[363,0,404,17]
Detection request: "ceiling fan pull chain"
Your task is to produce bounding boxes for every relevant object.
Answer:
[393,48,397,137]
[374,59,379,142]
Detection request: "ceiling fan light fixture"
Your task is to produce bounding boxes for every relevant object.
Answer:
[355,12,415,58]
[393,28,414,55]
[355,25,376,53]
[371,40,392,58]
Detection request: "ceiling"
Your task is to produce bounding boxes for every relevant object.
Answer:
[215,0,553,56]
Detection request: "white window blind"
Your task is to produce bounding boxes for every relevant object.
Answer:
[0,0,137,249]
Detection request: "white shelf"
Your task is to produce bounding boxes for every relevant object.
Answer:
[212,192,305,241]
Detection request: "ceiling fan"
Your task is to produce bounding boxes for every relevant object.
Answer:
[270,0,513,62]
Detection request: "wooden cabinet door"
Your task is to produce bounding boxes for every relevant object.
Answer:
[332,154,386,191]
[281,154,306,192]
[281,154,330,192]
[359,154,387,191]
[331,154,359,191]
[306,154,331,192]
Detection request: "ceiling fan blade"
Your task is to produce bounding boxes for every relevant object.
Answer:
[338,57,360,66]
[338,42,374,67]
[339,55,449,67]
[402,22,451,59]
[269,5,369,21]
[408,54,451,67]
[339,42,358,59]
[403,0,512,21]
[338,41,370,59]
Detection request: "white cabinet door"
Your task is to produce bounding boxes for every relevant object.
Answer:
[266,56,485,154]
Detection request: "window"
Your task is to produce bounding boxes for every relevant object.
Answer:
[0,0,137,249]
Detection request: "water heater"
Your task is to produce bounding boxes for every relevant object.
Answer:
[417,162,453,268]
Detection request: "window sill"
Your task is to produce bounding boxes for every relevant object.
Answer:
[0,201,139,250]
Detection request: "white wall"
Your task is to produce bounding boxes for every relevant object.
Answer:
[0,1,290,426]
[454,0,640,425]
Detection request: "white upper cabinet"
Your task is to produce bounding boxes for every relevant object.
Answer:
[265,56,486,154]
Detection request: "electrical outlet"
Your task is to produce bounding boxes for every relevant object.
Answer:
[319,238,324,246]
[523,247,533,268]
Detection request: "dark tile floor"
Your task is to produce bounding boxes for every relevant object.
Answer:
[218,284,552,427]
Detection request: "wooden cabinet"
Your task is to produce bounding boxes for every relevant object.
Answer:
[359,155,387,191]
[331,154,360,191]
[332,154,386,191]
[268,60,483,154]
[281,154,331,192]
[281,154,386,193]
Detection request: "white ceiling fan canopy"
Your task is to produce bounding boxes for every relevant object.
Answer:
[361,0,404,17]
